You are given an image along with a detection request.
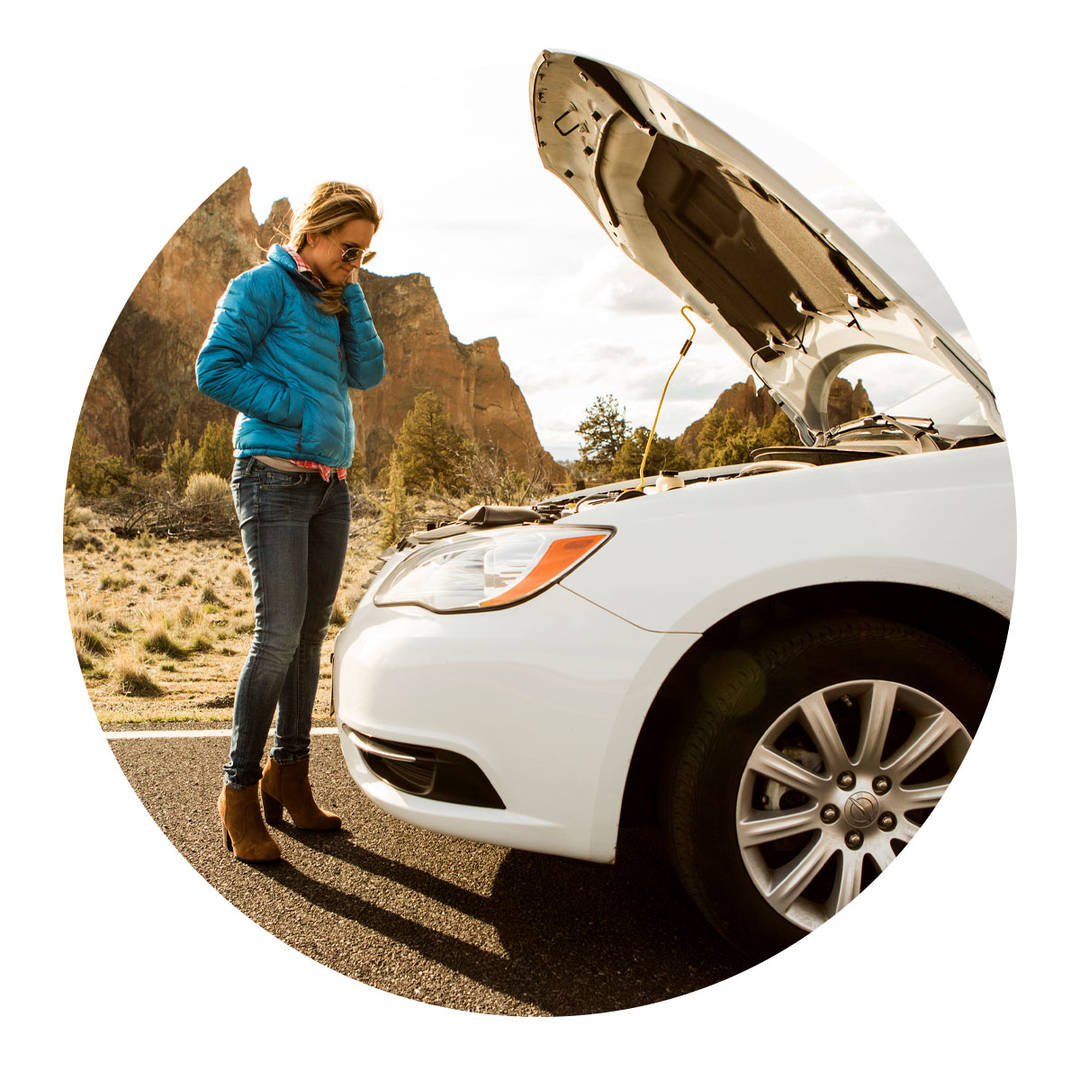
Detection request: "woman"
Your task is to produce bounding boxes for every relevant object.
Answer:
[196,181,385,862]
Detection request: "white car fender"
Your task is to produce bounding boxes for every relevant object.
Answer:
[562,443,1015,633]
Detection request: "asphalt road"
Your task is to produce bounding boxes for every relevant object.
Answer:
[107,725,749,1015]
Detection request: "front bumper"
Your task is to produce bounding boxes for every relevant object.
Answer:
[333,581,697,863]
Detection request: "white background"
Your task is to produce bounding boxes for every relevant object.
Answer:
[4,1,1076,1074]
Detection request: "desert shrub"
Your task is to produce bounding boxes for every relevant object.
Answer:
[64,487,91,529]
[201,585,221,605]
[231,566,249,588]
[378,453,414,548]
[180,472,235,539]
[192,419,234,479]
[164,433,195,495]
[99,574,132,591]
[176,572,194,587]
[67,425,132,496]
[184,471,231,507]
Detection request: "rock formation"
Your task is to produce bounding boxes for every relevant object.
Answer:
[78,168,561,482]
[351,271,558,480]
[91,169,263,465]
[677,375,873,460]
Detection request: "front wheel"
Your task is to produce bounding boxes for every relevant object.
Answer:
[661,616,993,957]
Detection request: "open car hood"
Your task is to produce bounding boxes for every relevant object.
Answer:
[531,51,1002,439]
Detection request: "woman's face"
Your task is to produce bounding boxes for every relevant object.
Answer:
[302,218,377,287]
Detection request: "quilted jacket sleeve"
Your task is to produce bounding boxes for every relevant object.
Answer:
[195,270,305,427]
[339,283,386,390]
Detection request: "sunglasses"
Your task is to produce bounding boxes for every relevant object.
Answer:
[340,243,377,265]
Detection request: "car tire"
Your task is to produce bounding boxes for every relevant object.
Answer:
[660,615,993,958]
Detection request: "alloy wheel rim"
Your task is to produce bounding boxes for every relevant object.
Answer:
[735,679,972,931]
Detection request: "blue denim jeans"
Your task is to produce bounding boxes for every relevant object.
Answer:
[225,457,351,788]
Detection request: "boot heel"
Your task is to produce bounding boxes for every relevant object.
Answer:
[221,821,233,852]
[262,789,284,825]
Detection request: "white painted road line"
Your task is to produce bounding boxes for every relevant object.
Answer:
[105,727,340,741]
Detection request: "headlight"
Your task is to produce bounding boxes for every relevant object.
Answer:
[373,526,613,613]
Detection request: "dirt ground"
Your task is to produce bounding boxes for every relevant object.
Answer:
[63,496,403,724]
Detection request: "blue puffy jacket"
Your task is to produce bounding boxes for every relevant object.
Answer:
[195,244,385,467]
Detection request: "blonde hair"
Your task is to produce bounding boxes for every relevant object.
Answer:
[288,181,382,315]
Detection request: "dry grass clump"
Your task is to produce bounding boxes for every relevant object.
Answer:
[176,571,194,587]
[143,612,214,659]
[99,573,132,591]
[69,597,113,669]
[72,621,111,670]
[114,652,164,698]
[201,585,221,605]
[143,625,189,659]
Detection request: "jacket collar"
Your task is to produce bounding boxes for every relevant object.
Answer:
[268,243,324,291]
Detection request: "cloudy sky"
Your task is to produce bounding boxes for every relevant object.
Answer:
[242,56,974,460]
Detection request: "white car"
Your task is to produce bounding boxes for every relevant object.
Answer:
[332,51,1014,956]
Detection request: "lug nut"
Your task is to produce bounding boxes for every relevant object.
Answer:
[873,776,891,795]
[820,804,840,824]
[878,812,897,831]
[837,771,856,791]
[845,830,863,850]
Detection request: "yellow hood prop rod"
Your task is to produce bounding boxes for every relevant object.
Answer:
[636,305,697,491]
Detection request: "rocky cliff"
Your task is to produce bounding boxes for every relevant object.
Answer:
[350,271,558,480]
[79,169,561,481]
[92,169,264,463]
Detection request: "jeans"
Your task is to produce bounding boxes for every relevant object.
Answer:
[225,457,351,788]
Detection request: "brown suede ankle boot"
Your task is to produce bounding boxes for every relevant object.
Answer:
[261,757,342,831]
[218,782,281,862]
